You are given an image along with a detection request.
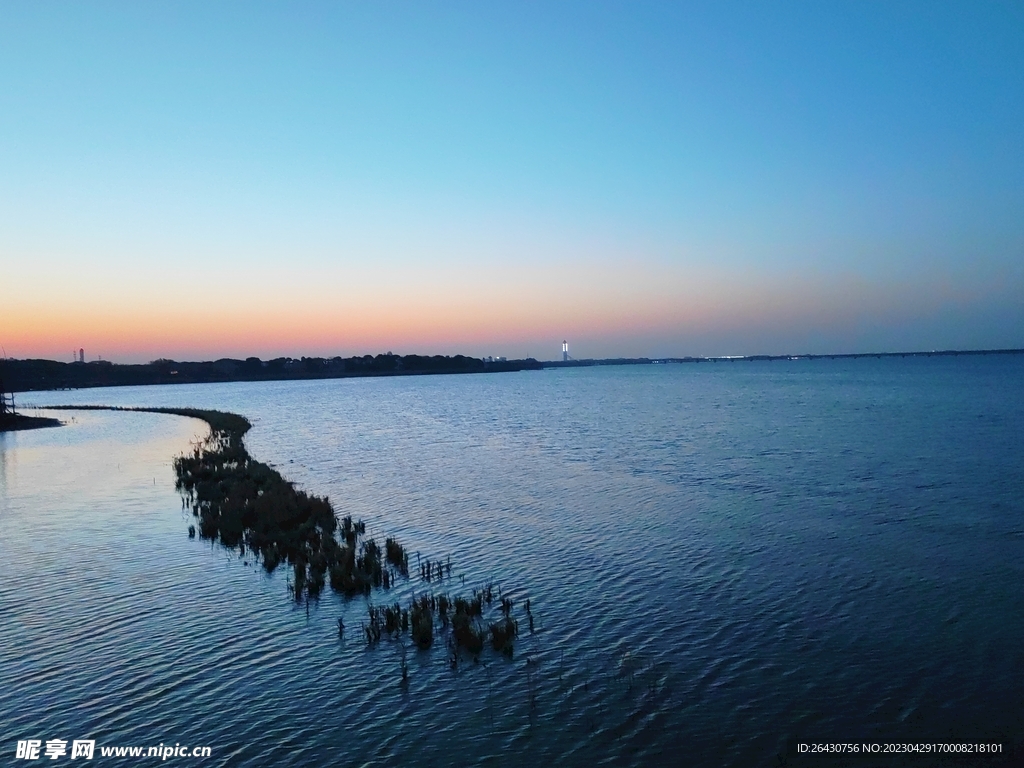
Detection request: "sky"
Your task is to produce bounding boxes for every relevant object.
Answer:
[2,1,1023,362]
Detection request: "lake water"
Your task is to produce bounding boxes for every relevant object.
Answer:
[2,357,1023,766]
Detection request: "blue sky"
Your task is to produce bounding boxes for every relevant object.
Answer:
[2,2,1022,361]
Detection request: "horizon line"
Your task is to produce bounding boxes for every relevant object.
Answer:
[4,346,1024,366]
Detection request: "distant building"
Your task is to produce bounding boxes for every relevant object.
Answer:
[562,341,569,362]
[79,348,84,363]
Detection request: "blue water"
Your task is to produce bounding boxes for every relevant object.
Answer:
[2,356,1022,766]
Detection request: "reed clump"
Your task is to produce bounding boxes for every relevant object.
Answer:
[410,596,434,649]
[489,616,518,657]
[451,598,484,654]
[419,556,451,582]
[385,538,409,576]
[168,409,419,602]
[357,584,532,661]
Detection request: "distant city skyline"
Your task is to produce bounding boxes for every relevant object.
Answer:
[3,2,1023,364]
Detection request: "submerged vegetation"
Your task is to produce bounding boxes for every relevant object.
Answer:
[364,584,528,661]
[48,404,533,664]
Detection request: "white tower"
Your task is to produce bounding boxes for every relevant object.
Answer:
[562,340,569,362]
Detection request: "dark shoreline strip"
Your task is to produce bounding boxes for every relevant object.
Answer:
[5,354,541,393]
[45,405,252,435]
[0,413,63,432]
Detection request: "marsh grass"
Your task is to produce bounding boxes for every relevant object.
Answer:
[50,405,533,661]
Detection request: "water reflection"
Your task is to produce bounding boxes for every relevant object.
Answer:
[0,431,9,491]
[5,358,1024,766]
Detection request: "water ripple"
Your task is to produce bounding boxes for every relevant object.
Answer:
[3,359,1024,765]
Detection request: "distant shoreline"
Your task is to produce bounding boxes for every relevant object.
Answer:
[2,346,1021,393]
[546,347,1024,368]
[1,354,542,394]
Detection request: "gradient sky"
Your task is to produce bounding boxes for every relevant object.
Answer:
[2,2,1023,362]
